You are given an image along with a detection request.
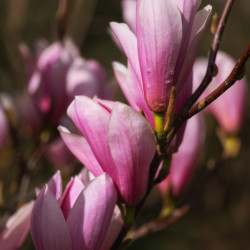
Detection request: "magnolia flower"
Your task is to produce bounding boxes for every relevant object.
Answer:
[0,201,34,250]
[31,171,120,250]
[20,39,110,128]
[112,56,193,153]
[193,51,248,134]
[59,96,157,205]
[28,39,79,124]
[158,114,205,197]
[111,0,212,113]
[66,57,110,100]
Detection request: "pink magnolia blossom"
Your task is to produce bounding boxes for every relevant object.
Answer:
[59,96,157,205]
[112,55,192,153]
[0,201,34,250]
[158,114,205,197]
[193,51,248,134]
[66,57,110,100]
[111,0,212,112]
[31,171,120,250]
[20,39,110,128]
[28,39,79,124]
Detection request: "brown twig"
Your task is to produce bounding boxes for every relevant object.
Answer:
[56,0,71,40]
[188,42,250,118]
[167,41,249,149]
[181,0,235,114]
[130,205,190,241]
[112,0,241,248]
[164,86,176,133]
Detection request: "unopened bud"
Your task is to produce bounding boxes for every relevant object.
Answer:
[211,62,218,77]
[211,13,219,34]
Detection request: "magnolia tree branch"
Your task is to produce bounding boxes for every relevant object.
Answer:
[188,42,250,118]
[130,140,237,242]
[56,0,71,40]
[130,205,190,242]
[167,42,249,149]
[182,0,235,114]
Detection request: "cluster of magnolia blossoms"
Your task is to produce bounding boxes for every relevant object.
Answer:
[16,38,111,167]
[2,0,247,249]
[18,38,109,132]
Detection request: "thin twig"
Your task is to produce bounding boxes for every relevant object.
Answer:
[56,0,71,40]
[130,145,233,242]
[181,0,235,114]
[130,205,190,241]
[188,42,250,118]
[164,86,176,133]
[167,42,249,149]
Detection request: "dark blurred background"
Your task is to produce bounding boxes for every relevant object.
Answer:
[0,0,249,249]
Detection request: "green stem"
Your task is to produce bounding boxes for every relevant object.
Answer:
[124,205,136,228]
[153,112,165,140]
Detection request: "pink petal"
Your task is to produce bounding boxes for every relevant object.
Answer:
[112,61,140,111]
[59,126,104,176]
[109,22,142,85]
[67,96,117,178]
[171,114,205,196]
[112,61,154,128]
[109,102,157,205]
[30,185,72,250]
[0,201,34,250]
[67,173,117,250]
[173,0,201,84]
[207,51,247,133]
[121,0,137,33]
[47,170,63,201]
[66,57,103,99]
[94,97,115,112]
[101,205,123,250]
[177,5,212,89]
[46,138,73,166]
[77,167,95,186]
[126,63,155,128]
[137,0,182,112]
[60,176,85,219]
